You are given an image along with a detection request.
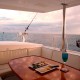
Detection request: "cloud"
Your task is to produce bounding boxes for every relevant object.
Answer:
[0,20,80,34]
[0,17,12,20]
[0,23,60,33]
[0,5,80,34]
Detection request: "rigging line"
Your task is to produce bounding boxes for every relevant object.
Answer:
[24,13,38,32]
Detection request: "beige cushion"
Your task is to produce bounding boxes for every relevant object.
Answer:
[0,42,43,51]
[66,53,80,69]
[28,47,42,56]
[42,46,53,59]
[52,49,80,69]
[10,49,28,59]
[0,42,43,64]
[0,64,11,75]
[0,49,28,64]
[52,50,62,62]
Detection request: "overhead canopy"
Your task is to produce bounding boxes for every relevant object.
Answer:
[0,0,80,12]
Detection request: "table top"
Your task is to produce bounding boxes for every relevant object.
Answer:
[9,56,80,80]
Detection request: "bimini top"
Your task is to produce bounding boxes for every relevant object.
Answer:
[0,0,80,12]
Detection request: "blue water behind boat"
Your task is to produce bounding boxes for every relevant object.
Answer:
[0,32,80,52]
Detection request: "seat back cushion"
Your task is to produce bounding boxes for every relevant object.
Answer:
[0,49,27,64]
[28,47,42,56]
[42,46,53,59]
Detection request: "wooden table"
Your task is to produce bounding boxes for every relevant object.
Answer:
[9,56,80,80]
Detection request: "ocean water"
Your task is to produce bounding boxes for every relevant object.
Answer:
[0,32,80,52]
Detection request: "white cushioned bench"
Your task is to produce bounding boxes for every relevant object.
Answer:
[0,42,42,75]
[0,42,80,76]
[42,46,80,70]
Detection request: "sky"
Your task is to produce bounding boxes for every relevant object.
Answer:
[0,5,80,34]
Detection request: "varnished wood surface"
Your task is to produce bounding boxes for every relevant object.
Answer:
[9,56,80,80]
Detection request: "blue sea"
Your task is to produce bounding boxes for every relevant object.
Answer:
[0,32,80,52]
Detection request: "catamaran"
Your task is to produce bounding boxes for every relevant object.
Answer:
[0,0,80,80]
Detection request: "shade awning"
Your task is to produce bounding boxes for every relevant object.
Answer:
[0,0,80,12]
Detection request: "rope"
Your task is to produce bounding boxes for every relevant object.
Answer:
[24,13,38,32]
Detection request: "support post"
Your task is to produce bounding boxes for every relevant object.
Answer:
[61,3,67,52]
